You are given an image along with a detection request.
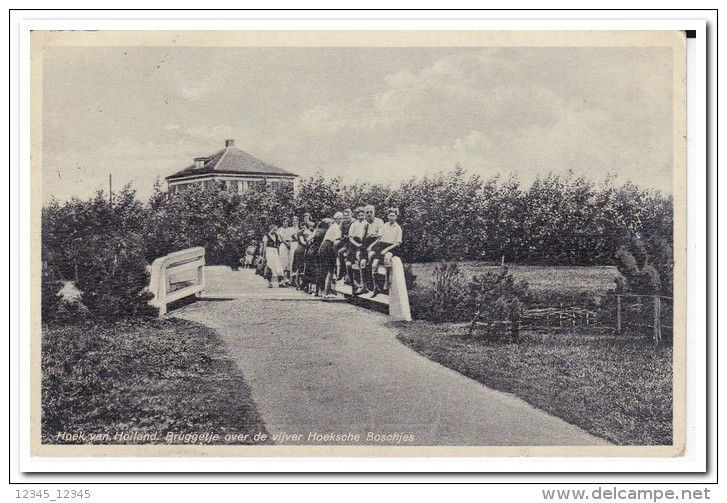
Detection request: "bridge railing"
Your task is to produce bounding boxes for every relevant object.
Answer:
[336,256,411,322]
[149,247,206,315]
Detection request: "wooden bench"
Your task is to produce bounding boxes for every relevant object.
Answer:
[149,247,206,315]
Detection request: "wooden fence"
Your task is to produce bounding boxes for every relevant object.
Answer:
[613,293,673,343]
[520,305,599,329]
[471,293,673,344]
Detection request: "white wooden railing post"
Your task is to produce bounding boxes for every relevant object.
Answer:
[158,276,168,315]
[196,261,205,298]
[388,256,411,322]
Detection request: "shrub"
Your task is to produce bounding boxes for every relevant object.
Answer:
[42,188,156,322]
[466,265,532,338]
[145,182,293,268]
[614,236,671,296]
[403,263,417,292]
[410,262,469,322]
[41,260,63,323]
[75,233,156,319]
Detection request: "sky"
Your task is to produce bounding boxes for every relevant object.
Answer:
[41,43,676,203]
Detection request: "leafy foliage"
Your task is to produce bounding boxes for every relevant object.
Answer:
[146,181,296,268]
[42,187,155,321]
[402,263,418,292]
[40,167,673,323]
[614,235,672,296]
[318,168,672,268]
[409,262,468,322]
[467,265,532,337]
[41,260,64,322]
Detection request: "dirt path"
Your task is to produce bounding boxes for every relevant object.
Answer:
[172,266,610,447]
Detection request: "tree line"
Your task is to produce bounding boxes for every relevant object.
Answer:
[41,167,674,321]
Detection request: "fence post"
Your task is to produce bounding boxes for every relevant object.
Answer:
[654,295,661,344]
[616,295,621,334]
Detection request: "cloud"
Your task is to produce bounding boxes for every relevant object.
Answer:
[280,48,673,193]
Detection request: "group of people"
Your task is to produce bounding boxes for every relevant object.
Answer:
[244,205,403,298]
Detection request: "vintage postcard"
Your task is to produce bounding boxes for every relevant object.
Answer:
[29,29,687,460]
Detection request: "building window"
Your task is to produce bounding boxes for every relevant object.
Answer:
[250,180,266,192]
[268,179,294,194]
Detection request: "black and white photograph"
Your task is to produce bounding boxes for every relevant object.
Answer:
[30,29,687,458]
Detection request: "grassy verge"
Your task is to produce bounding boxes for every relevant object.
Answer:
[42,317,268,445]
[410,262,621,297]
[397,323,672,446]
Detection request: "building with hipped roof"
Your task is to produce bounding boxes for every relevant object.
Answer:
[165,139,299,196]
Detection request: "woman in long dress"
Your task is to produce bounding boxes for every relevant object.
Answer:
[292,219,310,289]
[277,217,295,286]
[304,219,329,296]
[262,224,286,288]
[287,216,300,285]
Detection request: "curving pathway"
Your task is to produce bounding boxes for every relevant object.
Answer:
[171,266,610,447]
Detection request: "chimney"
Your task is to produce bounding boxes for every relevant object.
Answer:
[225,139,235,148]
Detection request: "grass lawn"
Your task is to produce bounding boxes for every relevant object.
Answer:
[42,317,268,445]
[397,323,673,446]
[410,262,621,297]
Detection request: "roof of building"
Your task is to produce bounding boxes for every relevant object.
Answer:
[167,142,297,180]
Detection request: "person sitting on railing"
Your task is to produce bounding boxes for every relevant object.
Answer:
[262,224,286,288]
[367,207,402,297]
[319,212,344,298]
[355,204,384,295]
[345,207,367,288]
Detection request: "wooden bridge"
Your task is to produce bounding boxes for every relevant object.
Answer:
[149,247,411,321]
